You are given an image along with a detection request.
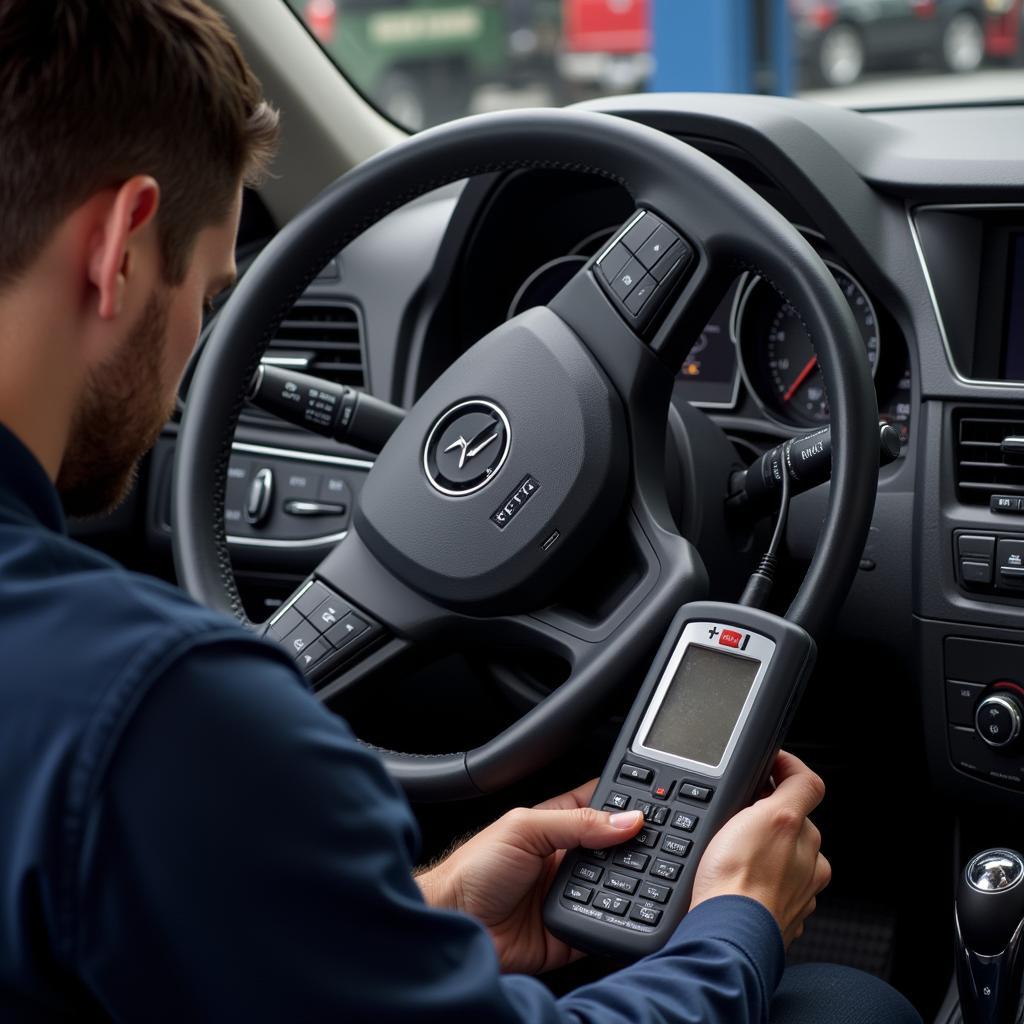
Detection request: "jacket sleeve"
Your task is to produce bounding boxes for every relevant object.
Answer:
[71,638,783,1023]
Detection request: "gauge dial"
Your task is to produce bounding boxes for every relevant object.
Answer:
[739,263,880,427]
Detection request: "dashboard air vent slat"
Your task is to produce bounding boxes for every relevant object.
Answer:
[954,410,1024,505]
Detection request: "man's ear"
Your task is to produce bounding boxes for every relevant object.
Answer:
[86,176,161,321]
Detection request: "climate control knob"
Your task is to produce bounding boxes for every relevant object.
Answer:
[975,694,1023,749]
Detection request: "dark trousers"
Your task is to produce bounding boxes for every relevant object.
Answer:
[772,964,922,1024]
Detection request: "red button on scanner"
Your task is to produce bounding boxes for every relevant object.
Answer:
[719,629,743,649]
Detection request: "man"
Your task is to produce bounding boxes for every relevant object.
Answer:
[0,2,921,1021]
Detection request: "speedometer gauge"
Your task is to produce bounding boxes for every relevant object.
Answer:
[738,262,879,427]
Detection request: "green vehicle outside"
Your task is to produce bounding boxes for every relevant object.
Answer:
[286,0,561,131]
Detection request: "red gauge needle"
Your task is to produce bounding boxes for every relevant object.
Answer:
[783,356,818,403]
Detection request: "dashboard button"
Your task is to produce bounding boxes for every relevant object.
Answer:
[605,791,630,810]
[281,469,320,498]
[310,596,352,633]
[997,539,1024,587]
[320,474,349,502]
[961,560,993,585]
[651,858,681,881]
[947,680,985,727]
[671,811,699,832]
[280,620,321,660]
[639,880,671,903]
[992,495,1022,513]
[661,835,692,858]
[958,534,996,559]
[612,849,650,872]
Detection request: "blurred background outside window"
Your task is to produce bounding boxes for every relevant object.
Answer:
[289,0,1024,132]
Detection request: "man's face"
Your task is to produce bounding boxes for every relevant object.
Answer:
[56,191,241,518]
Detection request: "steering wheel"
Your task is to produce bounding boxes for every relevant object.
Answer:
[173,109,878,802]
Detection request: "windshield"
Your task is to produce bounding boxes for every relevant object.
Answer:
[287,0,1024,132]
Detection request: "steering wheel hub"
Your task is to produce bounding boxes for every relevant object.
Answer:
[355,307,629,611]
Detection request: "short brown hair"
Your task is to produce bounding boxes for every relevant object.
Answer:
[0,0,279,286]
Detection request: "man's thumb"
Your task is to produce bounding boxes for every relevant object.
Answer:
[511,806,644,858]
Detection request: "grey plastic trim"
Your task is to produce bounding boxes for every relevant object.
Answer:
[907,202,1024,389]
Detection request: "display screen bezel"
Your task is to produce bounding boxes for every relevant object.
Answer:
[631,621,776,779]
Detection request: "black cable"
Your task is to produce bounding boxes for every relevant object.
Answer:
[739,454,791,609]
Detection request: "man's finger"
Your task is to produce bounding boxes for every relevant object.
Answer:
[764,751,825,818]
[504,806,644,858]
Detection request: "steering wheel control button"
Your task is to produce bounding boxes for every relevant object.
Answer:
[612,849,650,872]
[572,863,603,885]
[268,607,304,642]
[294,637,330,672]
[678,782,712,802]
[624,275,657,316]
[605,872,639,895]
[245,468,273,527]
[309,596,351,633]
[293,582,336,619]
[563,883,593,906]
[947,680,986,728]
[611,257,645,300]
[605,791,630,810]
[651,859,682,882]
[620,212,660,253]
[280,621,321,661]
[671,811,699,832]
[597,243,630,284]
[976,695,1022,748]
[325,612,370,649]
[630,905,662,927]
[661,835,692,858]
[635,225,679,270]
[638,881,671,904]
[593,893,630,916]
[618,763,653,785]
[423,399,511,497]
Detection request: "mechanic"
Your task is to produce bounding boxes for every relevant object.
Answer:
[0,3,921,1022]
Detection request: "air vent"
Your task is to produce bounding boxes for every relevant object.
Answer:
[954,409,1024,505]
[242,301,365,428]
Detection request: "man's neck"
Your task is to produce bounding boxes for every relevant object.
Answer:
[0,281,80,481]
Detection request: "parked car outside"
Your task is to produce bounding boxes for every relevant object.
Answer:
[795,0,992,87]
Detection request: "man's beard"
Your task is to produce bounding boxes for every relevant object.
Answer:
[56,292,174,519]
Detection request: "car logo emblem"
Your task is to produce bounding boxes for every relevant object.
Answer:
[423,399,511,496]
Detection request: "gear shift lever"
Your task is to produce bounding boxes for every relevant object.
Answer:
[956,849,1024,1024]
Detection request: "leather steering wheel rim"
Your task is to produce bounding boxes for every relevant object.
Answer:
[173,109,878,800]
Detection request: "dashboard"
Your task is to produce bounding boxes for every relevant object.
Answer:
[137,94,1024,819]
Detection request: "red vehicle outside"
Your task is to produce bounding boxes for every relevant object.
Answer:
[559,0,653,95]
[984,0,1023,60]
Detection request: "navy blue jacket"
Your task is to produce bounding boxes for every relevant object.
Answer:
[0,423,784,1021]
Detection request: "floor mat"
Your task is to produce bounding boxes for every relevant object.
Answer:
[786,898,897,981]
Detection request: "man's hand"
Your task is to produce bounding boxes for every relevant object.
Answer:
[690,750,831,947]
[415,780,643,975]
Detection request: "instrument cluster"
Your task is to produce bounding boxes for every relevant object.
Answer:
[675,234,911,451]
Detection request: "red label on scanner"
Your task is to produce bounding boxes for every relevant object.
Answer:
[719,629,743,648]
